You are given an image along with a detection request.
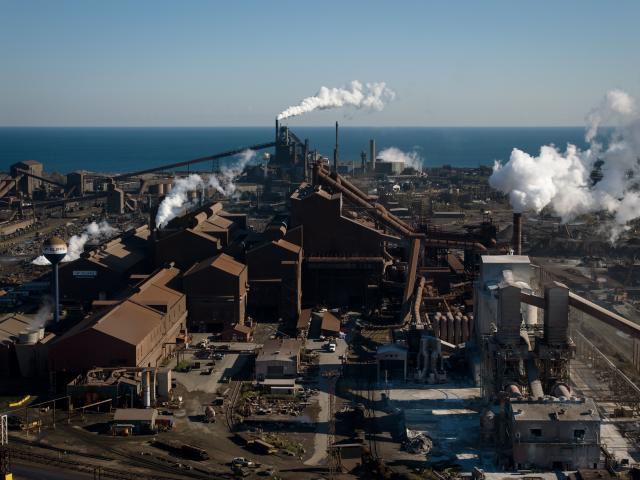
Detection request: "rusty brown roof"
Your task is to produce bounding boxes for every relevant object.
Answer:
[187,253,245,278]
[321,312,341,334]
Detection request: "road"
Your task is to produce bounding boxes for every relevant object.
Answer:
[304,337,347,466]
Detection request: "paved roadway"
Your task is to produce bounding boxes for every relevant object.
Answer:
[304,337,347,466]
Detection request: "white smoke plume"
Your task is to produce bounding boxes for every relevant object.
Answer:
[378,147,423,171]
[489,89,640,242]
[32,221,118,265]
[155,173,204,229]
[277,80,395,120]
[155,150,257,228]
[32,296,53,330]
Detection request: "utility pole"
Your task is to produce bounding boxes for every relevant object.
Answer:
[0,414,11,480]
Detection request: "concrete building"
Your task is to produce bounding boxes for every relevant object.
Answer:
[183,253,248,332]
[290,184,395,307]
[59,226,151,306]
[246,238,302,323]
[49,265,187,373]
[111,408,158,435]
[10,160,43,197]
[376,343,408,382]
[509,398,601,470]
[255,338,301,381]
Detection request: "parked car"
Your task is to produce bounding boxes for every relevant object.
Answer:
[232,457,255,468]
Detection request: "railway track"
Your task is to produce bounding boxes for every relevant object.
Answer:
[365,381,380,460]
[225,380,243,432]
[10,445,181,480]
[62,425,216,479]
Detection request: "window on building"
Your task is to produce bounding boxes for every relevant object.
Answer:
[574,429,586,440]
[530,428,542,437]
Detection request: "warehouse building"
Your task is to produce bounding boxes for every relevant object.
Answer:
[0,313,33,377]
[290,184,394,308]
[154,202,245,270]
[49,265,187,373]
[183,253,248,332]
[59,225,151,306]
[255,338,301,381]
[246,238,302,323]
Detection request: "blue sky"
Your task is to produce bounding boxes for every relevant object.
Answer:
[1,0,638,127]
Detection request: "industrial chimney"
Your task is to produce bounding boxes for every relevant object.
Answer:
[512,212,522,255]
[369,138,376,172]
[333,121,339,173]
[275,118,279,145]
[43,237,67,323]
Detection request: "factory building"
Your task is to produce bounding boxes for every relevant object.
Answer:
[49,265,187,373]
[290,184,394,307]
[59,226,151,306]
[376,343,408,382]
[509,398,601,470]
[246,238,302,323]
[154,202,244,270]
[0,313,40,377]
[255,338,301,381]
[183,253,248,332]
[10,160,43,197]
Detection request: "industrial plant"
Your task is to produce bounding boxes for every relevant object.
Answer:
[2,120,640,480]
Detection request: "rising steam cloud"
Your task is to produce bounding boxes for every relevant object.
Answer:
[378,147,423,171]
[32,221,118,265]
[155,149,256,228]
[277,80,395,120]
[489,89,640,241]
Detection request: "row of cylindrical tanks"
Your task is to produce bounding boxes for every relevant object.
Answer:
[428,311,474,345]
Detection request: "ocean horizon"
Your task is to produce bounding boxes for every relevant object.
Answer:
[0,126,592,173]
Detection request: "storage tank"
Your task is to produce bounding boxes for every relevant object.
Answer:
[19,330,39,345]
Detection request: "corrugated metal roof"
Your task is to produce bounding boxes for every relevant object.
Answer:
[186,253,245,278]
[276,239,301,254]
[113,408,157,422]
[321,312,341,333]
[0,313,33,345]
[94,300,163,346]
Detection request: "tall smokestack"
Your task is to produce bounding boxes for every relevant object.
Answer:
[512,212,522,255]
[333,121,339,173]
[304,139,309,182]
[370,138,376,172]
[275,118,279,144]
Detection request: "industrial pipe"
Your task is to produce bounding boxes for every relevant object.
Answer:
[505,384,522,398]
[520,288,640,340]
[551,382,571,398]
[526,358,544,399]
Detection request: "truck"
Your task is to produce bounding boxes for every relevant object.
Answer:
[204,405,216,423]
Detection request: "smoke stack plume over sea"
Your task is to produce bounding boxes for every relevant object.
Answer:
[489,89,640,242]
[277,80,395,121]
